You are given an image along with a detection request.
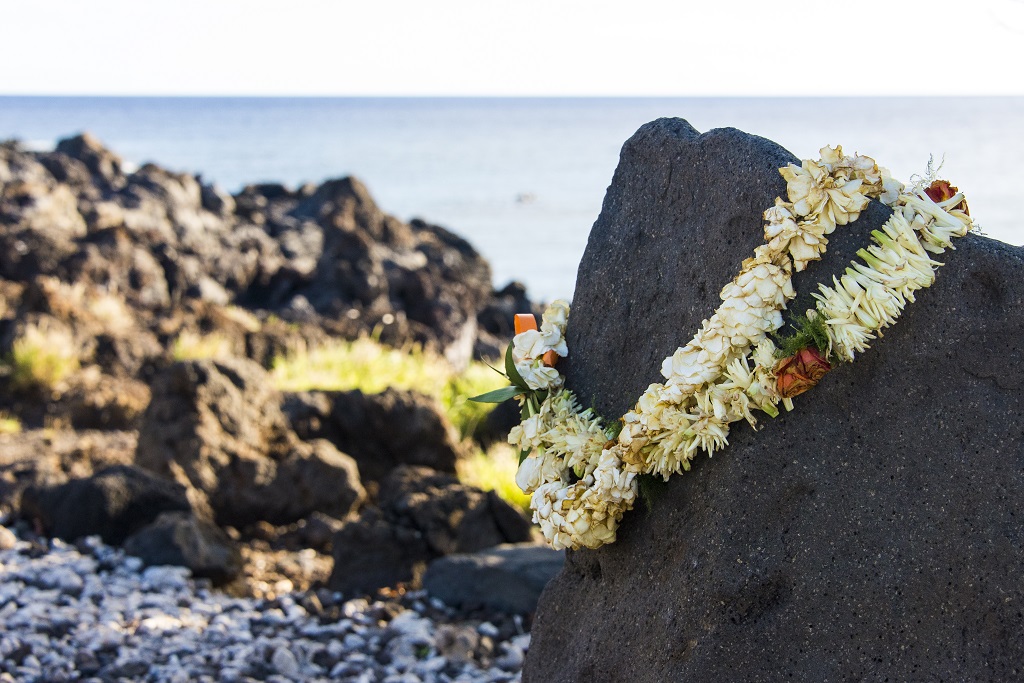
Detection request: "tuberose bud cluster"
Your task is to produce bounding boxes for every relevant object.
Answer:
[505,147,975,550]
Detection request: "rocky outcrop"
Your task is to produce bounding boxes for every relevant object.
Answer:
[19,465,191,545]
[524,120,1024,681]
[0,134,526,372]
[329,466,533,595]
[423,544,564,615]
[135,357,365,527]
[123,511,243,585]
[282,388,469,483]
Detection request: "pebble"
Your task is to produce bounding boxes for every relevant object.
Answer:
[0,529,525,682]
[0,525,16,551]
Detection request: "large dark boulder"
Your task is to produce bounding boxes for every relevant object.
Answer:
[328,465,533,595]
[123,511,243,585]
[135,357,365,527]
[423,543,564,615]
[282,388,469,482]
[524,120,1024,681]
[19,465,191,545]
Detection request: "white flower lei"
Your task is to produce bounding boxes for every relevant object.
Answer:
[498,146,974,551]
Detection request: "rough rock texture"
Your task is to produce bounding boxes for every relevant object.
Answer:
[1,134,520,375]
[282,388,469,482]
[123,511,243,585]
[423,544,565,615]
[19,465,191,545]
[0,430,138,519]
[329,466,533,595]
[524,119,1024,681]
[135,357,365,526]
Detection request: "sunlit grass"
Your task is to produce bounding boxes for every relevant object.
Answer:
[172,330,233,361]
[270,336,505,439]
[271,336,531,511]
[0,413,21,435]
[8,323,80,391]
[456,442,531,513]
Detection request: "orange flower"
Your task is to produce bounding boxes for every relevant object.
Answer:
[514,313,537,334]
[775,347,831,398]
[925,179,969,216]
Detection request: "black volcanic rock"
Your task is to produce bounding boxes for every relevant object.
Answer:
[20,465,191,545]
[282,387,469,483]
[135,358,366,527]
[124,511,243,585]
[523,119,1024,681]
[0,133,512,368]
[328,465,533,595]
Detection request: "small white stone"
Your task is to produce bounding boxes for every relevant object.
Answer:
[271,645,299,679]
[477,621,499,638]
[0,525,17,551]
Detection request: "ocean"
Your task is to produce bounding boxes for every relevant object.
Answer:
[0,96,1020,301]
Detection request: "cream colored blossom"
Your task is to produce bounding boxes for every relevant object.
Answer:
[901,192,972,253]
[514,449,566,494]
[543,299,570,332]
[879,168,903,206]
[763,198,829,272]
[781,147,873,231]
[531,449,636,550]
[515,359,562,390]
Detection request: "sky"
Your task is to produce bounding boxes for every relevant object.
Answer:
[2,0,1023,97]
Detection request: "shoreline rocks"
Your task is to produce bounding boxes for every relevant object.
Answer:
[0,526,529,682]
[1,132,547,628]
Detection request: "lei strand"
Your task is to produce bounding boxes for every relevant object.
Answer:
[473,146,975,551]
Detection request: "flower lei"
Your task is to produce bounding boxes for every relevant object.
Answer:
[473,146,975,551]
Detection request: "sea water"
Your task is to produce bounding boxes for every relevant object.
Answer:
[0,96,1020,301]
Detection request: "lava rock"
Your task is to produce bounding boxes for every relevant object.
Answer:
[282,388,469,482]
[523,119,1024,681]
[329,466,532,595]
[19,464,191,545]
[423,544,564,615]
[123,511,243,585]
[135,357,365,526]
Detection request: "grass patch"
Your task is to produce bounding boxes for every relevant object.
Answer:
[270,336,504,439]
[172,331,233,361]
[456,443,532,513]
[8,323,79,391]
[271,336,532,511]
[0,413,21,435]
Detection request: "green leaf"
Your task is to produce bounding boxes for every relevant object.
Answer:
[637,474,669,514]
[504,340,529,390]
[468,385,521,404]
[518,448,531,465]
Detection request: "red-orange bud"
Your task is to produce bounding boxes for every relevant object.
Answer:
[925,179,969,216]
[775,347,832,399]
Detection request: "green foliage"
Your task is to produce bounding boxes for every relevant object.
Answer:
[456,443,532,513]
[270,336,504,440]
[637,473,670,514]
[8,324,79,391]
[773,313,831,359]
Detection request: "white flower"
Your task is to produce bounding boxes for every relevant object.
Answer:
[512,329,545,361]
[879,168,904,206]
[508,413,543,451]
[515,451,564,494]
[542,299,570,332]
[515,455,544,493]
[515,360,562,390]
[539,322,568,357]
[781,158,829,218]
